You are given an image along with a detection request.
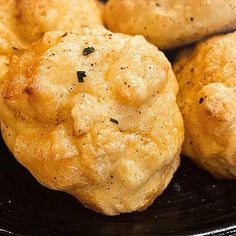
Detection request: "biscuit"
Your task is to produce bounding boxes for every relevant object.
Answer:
[0,26,184,215]
[0,0,103,80]
[105,0,236,50]
[174,31,236,179]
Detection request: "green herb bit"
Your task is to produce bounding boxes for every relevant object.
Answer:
[77,71,86,83]
[110,118,119,125]
[83,47,95,56]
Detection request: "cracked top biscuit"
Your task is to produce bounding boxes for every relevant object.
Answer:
[0,26,184,215]
[0,0,102,45]
[105,0,236,50]
[0,0,103,80]
[174,31,236,179]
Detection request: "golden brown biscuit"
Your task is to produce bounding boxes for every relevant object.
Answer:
[0,0,26,80]
[0,0,103,80]
[0,0,103,49]
[173,31,236,179]
[0,0,25,53]
[0,27,184,215]
[16,0,103,42]
[105,0,236,50]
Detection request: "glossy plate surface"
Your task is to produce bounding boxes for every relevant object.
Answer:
[0,135,236,236]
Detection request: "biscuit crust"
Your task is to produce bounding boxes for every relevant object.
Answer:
[0,27,184,215]
[0,0,103,80]
[105,0,236,50]
[174,32,236,179]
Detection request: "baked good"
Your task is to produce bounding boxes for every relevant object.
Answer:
[16,0,103,42]
[174,31,236,179]
[0,0,103,80]
[105,0,236,50]
[0,0,103,50]
[0,26,184,215]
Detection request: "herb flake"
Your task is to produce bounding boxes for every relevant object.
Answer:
[110,118,119,125]
[77,71,86,83]
[83,47,95,56]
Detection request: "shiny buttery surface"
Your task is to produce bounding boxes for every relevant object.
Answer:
[0,0,235,232]
[0,136,236,235]
[105,0,236,50]
[174,32,236,179]
[0,27,183,215]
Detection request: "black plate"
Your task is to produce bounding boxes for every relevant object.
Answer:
[0,135,236,236]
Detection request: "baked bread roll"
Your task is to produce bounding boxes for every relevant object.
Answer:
[0,0,103,49]
[0,26,184,215]
[16,0,103,42]
[105,0,236,50]
[174,31,236,179]
[0,0,103,79]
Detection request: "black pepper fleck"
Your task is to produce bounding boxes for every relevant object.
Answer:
[199,97,204,104]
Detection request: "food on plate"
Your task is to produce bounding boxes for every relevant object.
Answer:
[0,0,103,80]
[0,0,102,48]
[173,31,236,179]
[0,0,26,80]
[16,0,103,42]
[0,0,26,52]
[0,26,184,215]
[104,0,236,50]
